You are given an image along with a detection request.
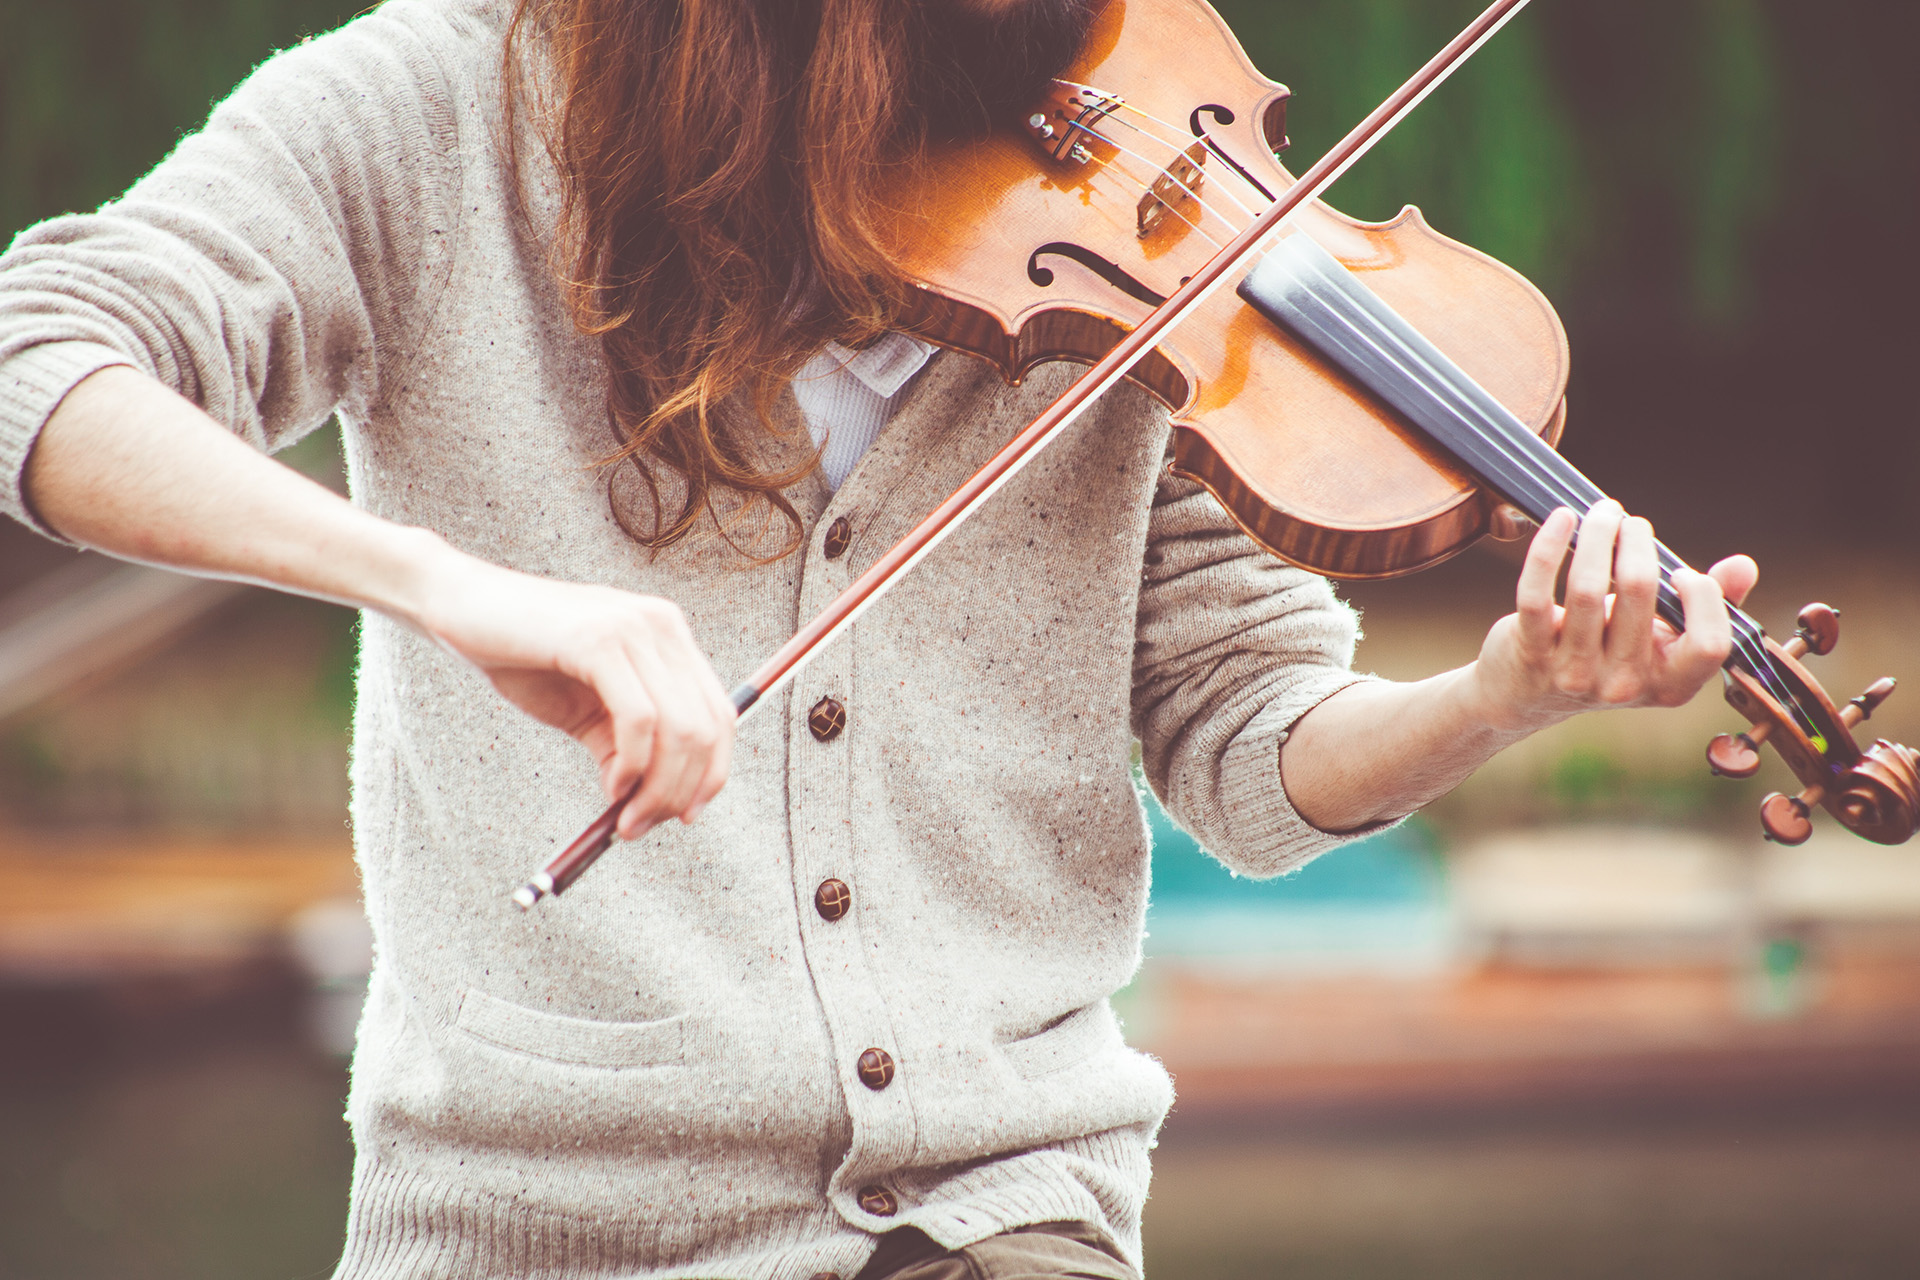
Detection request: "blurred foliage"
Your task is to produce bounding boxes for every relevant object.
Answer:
[1221,0,1920,548]
[1218,0,1816,324]
[1547,743,1631,810]
[0,0,365,236]
[1537,741,1755,827]
[1224,0,1589,295]
[1222,0,1912,337]
[4,0,1912,340]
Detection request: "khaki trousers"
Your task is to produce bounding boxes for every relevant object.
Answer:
[852,1222,1137,1280]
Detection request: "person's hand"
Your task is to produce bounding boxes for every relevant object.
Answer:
[22,368,732,839]
[1468,499,1760,734]
[411,545,735,838]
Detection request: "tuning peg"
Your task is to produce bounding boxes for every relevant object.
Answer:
[1761,785,1822,845]
[1841,676,1896,729]
[1785,603,1840,659]
[1707,725,1769,778]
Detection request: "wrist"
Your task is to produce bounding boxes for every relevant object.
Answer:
[361,524,470,632]
[1456,660,1564,740]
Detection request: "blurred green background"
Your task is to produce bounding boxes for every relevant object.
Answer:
[9,0,1918,553]
[4,2,1920,1279]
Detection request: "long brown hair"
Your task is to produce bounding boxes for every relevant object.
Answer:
[506,0,1092,556]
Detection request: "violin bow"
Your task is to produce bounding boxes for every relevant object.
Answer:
[512,0,1537,908]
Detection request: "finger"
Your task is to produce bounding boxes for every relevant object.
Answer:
[587,656,658,810]
[1708,554,1759,608]
[1515,507,1577,657]
[1662,566,1733,697]
[621,623,729,831]
[1562,500,1624,670]
[620,654,706,836]
[1603,515,1660,671]
[682,732,732,824]
[650,614,736,822]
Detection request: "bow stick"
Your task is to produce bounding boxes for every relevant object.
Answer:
[512,0,1537,908]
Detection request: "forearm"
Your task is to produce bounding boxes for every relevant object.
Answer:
[23,364,449,623]
[1280,665,1534,833]
[22,364,737,832]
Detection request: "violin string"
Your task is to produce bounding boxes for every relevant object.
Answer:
[1060,121,1231,249]
[1044,80,1274,238]
[1048,80,1267,225]
[1422,419,1805,725]
[1111,116,1265,223]
[1092,122,1816,736]
[1038,93,1819,742]
[1277,255,1815,731]
[1445,438,1805,727]
[1070,101,1266,225]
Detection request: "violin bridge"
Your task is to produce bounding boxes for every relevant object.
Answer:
[1025,83,1123,166]
[1138,140,1207,239]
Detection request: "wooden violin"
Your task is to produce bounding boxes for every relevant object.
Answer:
[515,0,1914,908]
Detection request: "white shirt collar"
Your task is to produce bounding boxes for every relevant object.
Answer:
[821,332,938,399]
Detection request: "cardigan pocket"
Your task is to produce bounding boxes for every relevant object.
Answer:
[1001,1002,1123,1080]
[454,988,686,1070]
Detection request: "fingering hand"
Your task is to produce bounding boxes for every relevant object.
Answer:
[1469,499,1760,734]
[414,553,735,839]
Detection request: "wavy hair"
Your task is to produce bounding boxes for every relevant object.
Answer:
[506,0,1093,556]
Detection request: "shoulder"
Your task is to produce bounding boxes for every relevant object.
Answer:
[169,0,528,228]
[214,0,515,128]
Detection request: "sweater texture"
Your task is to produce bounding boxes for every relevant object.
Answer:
[0,2,1376,1276]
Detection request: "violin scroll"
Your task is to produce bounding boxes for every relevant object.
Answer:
[1706,602,1920,846]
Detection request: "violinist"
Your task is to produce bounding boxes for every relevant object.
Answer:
[0,1,1755,1276]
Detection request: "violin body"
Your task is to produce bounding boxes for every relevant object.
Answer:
[878,0,1919,848]
[520,0,1912,907]
[879,0,1569,578]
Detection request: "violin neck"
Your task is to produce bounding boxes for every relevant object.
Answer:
[1238,230,1764,654]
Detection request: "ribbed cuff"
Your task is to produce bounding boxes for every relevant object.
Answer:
[1215,669,1399,877]
[0,339,139,538]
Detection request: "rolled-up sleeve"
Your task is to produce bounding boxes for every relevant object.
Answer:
[1131,467,1387,878]
[0,0,464,533]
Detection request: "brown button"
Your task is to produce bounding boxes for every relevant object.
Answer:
[815,879,851,922]
[857,1185,898,1217]
[808,696,846,742]
[823,516,852,560]
[808,1274,840,1280]
[856,1047,895,1090]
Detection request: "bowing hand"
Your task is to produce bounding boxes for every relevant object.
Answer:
[412,548,736,839]
[1469,499,1759,735]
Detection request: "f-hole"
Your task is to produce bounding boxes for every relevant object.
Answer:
[1190,104,1276,203]
[1027,242,1168,307]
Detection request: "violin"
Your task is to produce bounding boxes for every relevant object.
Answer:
[514,0,1915,908]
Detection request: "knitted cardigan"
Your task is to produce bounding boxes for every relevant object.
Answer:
[0,2,1373,1275]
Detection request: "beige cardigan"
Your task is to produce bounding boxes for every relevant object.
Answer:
[0,1,1371,1275]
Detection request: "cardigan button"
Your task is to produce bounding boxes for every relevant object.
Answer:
[808,696,847,742]
[857,1185,898,1217]
[857,1047,895,1090]
[808,1274,840,1280]
[815,879,852,921]
[823,516,852,559]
